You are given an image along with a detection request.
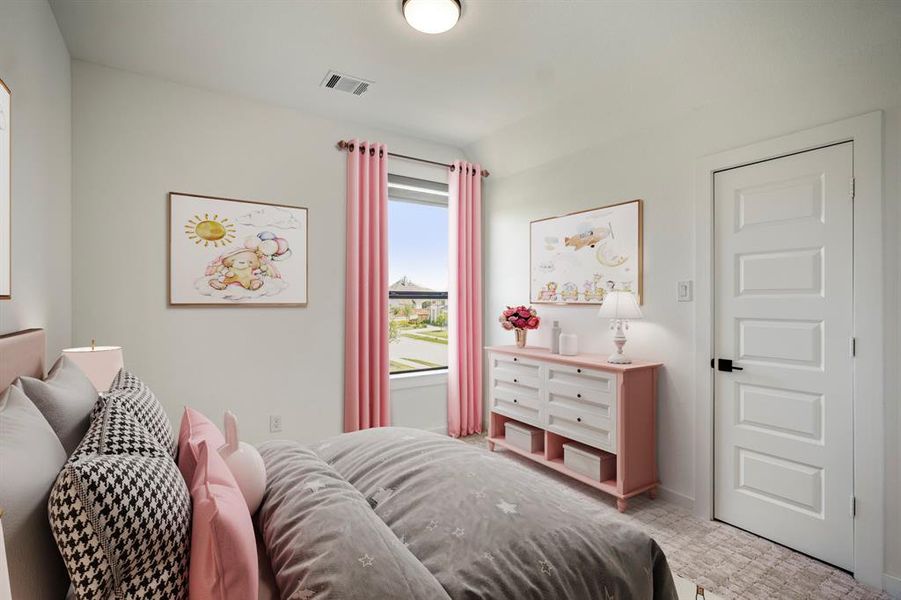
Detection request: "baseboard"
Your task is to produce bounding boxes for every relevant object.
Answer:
[656,485,694,510]
[883,573,901,599]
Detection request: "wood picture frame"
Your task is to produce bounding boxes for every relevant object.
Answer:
[530,199,643,305]
[168,192,308,307]
[0,77,10,299]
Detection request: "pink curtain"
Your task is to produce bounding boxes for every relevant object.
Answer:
[344,139,390,432]
[448,161,483,437]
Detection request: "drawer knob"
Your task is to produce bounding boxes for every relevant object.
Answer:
[576,393,582,398]
[513,378,518,383]
[513,357,518,362]
[576,368,582,373]
[576,417,582,423]
[513,398,518,403]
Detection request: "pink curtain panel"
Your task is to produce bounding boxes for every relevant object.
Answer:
[344,139,391,432]
[448,161,484,437]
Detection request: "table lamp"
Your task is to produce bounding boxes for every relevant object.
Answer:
[62,341,124,391]
[597,291,643,364]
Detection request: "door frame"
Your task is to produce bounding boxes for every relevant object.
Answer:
[693,111,885,587]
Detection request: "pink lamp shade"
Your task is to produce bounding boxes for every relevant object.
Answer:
[61,345,124,392]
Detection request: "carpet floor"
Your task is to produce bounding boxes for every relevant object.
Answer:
[461,434,889,600]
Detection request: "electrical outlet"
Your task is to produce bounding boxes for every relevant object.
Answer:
[269,415,283,433]
[677,280,693,302]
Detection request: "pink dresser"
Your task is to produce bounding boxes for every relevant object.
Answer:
[486,345,662,512]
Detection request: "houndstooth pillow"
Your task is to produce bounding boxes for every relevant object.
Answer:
[49,456,190,599]
[73,396,170,461]
[49,400,190,599]
[97,369,176,458]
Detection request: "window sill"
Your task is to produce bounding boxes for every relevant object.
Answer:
[390,369,448,390]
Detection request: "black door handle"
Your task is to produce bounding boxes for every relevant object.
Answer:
[715,358,743,372]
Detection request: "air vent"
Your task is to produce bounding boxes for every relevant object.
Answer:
[320,70,373,97]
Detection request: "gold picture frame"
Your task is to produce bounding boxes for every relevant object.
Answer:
[168,192,308,307]
[529,199,643,305]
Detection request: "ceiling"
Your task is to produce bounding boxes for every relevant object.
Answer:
[50,1,901,152]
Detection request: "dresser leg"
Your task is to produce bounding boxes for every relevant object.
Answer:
[487,441,495,452]
[648,487,658,500]
[616,498,628,513]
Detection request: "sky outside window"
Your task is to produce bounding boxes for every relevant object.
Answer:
[388,199,448,290]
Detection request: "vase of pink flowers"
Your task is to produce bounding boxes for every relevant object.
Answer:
[499,305,540,348]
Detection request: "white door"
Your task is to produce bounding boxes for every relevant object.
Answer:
[714,142,854,570]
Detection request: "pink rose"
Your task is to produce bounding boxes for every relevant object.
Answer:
[527,317,539,328]
[502,321,513,330]
[503,308,515,317]
[515,318,527,328]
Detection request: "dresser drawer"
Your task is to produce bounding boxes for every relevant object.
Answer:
[493,367,540,391]
[547,379,615,416]
[492,384,540,410]
[547,364,617,393]
[492,354,542,379]
[547,402,616,453]
[491,400,541,428]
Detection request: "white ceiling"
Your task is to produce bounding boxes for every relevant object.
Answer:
[50,0,901,152]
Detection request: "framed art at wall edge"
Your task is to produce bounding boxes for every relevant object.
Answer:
[169,192,308,306]
[530,199,642,305]
[0,77,10,299]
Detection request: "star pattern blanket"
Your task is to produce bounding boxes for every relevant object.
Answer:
[258,427,677,600]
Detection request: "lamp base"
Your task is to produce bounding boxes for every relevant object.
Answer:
[607,353,633,364]
[607,320,632,364]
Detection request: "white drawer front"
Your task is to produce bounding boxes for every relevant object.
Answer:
[493,367,540,391]
[548,391,614,421]
[492,385,540,410]
[492,401,541,428]
[547,379,615,417]
[547,364,617,393]
[547,402,616,453]
[492,354,542,379]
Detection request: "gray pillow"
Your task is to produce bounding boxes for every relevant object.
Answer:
[0,385,70,600]
[17,355,99,455]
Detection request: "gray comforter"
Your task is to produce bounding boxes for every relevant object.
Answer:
[258,427,677,600]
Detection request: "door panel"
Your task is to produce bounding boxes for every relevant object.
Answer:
[714,142,853,570]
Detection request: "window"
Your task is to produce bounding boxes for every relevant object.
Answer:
[387,174,448,374]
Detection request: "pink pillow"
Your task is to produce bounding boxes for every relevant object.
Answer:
[189,440,259,600]
[178,407,226,485]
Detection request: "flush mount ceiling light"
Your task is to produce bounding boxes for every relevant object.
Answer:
[403,0,461,34]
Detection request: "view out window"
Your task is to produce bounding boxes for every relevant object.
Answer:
[387,175,449,374]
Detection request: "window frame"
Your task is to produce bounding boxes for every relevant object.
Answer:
[387,174,450,376]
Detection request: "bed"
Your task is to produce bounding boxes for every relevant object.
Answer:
[1,328,677,599]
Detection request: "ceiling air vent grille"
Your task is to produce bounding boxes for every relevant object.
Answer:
[320,70,373,97]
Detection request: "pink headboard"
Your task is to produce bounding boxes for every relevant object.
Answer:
[0,328,45,392]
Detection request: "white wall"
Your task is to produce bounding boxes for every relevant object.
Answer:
[469,64,901,579]
[0,0,71,361]
[71,61,456,444]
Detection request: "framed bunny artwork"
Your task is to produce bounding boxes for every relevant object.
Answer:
[168,192,308,306]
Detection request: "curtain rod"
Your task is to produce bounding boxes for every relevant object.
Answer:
[335,140,489,177]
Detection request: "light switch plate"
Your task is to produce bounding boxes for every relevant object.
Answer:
[677,280,693,302]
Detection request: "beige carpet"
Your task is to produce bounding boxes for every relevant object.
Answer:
[462,434,889,600]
